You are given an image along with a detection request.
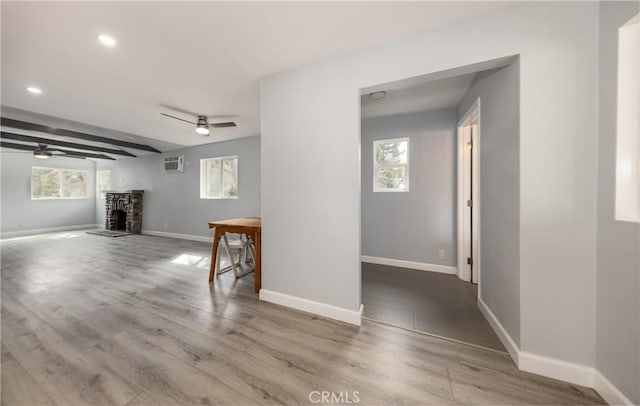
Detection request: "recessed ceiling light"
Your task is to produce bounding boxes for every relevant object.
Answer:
[26,86,42,95]
[369,91,387,100]
[98,34,116,47]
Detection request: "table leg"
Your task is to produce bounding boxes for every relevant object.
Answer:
[209,227,223,283]
[254,231,261,293]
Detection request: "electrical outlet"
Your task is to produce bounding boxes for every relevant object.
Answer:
[438,249,446,259]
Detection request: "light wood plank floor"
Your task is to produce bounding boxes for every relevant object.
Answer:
[1,230,604,405]
[362,263,505,351]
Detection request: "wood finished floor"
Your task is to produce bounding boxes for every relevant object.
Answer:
[362,263,505,352]
[1,231,604,405]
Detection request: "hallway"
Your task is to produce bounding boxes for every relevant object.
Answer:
[362,262,505,352]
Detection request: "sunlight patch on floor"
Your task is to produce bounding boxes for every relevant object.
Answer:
[171,253,211,269]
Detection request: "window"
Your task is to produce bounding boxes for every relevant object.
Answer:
[31,167,88,199]
[96,170,111,199]
[615,13,639,222]
[373,138,409,192]
[200,156,238,199]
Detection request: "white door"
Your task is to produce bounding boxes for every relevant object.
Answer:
[460,125,473,282]
[457,100,480,284]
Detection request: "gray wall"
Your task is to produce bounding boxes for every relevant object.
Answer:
[1,152,96,233]
[261,1,600,369]
[596,2,640,403]
[361,108,457,266]
[457,62,520,345]
[96,136,260,237]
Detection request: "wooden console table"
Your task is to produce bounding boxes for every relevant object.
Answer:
[208,216,261,293]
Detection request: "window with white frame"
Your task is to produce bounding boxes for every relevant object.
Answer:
[373,138,409,192]
[31,167,88,199]
[96,170,111,199]
[200,156,238,199]
[615,13,639,222]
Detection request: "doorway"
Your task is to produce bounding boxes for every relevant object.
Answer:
[360,64,509,352]
[457,99,480,284]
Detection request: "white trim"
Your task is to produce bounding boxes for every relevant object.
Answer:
[594,370,634,406]
[477,298,520,365]
[372,137,410,193]
[200,155,239,199]
[456,98,481,286]
[1,224,99,239]
[141,229,212,243]
[260,289,363,326]
[361,255,456,275]
[31,166,90,200]
[478,299,637,402]
[519,352,595,388]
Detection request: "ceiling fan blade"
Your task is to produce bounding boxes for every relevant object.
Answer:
[52,153,86,160]
[159,104,200,117]
[160,113,196,125]
[206,114,237,119]
[209,122,237,128]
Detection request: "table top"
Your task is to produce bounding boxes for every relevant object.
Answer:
[207,216,261,230]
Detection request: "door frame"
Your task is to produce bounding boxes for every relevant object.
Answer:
[457,98,481,287]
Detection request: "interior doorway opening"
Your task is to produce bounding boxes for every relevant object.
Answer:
[457,99,480,284]
[359,57,517,352]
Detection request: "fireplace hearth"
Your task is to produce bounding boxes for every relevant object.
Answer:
[105,190,143,234]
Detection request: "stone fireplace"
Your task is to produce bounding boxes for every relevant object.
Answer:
[105,190,143,234]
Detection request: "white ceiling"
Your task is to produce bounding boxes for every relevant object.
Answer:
[361,72,477,118]
[1,1,517,148]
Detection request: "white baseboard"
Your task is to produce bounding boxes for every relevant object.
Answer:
[478,298,635,402]
[1,224,99,239]
[477,297,520,365]
[260,289,363,326]
[594,370,634,405]
[141,229,212,243]
[361,255,456,275]
[519,352,595,388]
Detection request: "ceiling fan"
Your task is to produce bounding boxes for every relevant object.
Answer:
[160,105,237,136]
[0,141,115,160]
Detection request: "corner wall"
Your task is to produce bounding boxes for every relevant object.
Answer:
[1,152,96,234]
[361,108,457,268]
[596,2,640,404]
[261,1,599,369]
[457,62,520,346]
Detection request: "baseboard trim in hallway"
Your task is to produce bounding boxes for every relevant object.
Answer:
[363,316,510,355]
[594,370,634,406]
[259,289,363,326]
[361,255,456,275]
[480,297,634,404]
[478,297,520,364]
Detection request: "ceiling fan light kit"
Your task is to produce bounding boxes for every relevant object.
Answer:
[195,116,210,136]
[34,149,52,159]
[160,108,237,136]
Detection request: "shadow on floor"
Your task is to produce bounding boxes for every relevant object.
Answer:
[362,262,506,352]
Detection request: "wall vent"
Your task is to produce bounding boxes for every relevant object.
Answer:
[164,155,184,173]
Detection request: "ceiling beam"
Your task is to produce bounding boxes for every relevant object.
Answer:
[1,131,137,157]
[1,141,116,160]
[1,117,161,153]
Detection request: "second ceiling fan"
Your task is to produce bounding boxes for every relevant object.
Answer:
[161,106,237,136]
